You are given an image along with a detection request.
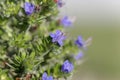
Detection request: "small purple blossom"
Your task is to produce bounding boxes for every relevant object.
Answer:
[50,30,66,46]
[60,16,72,27]
[75,36,85,48]
[24,2,35,15]
[74,52,84,60]
[57,0,64,7]
[61,60,74,73]
[42,72,53,80]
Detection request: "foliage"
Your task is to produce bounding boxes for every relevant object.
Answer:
[0,0,90,80]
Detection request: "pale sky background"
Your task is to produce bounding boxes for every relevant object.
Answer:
[60,0,120,28]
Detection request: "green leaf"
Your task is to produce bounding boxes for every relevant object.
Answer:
[30,51,35,59]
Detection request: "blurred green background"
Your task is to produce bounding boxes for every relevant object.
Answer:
[60,0,120,80]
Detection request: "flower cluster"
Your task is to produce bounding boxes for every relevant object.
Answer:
[24,2,35,15]
[74,51,84,60]
[50,30,66,46]
[75,36,85,48]
[60,16,72,27]
[0,1,91,80]
[54,0,65,7]
[42,72,53,80]
[61,60,74,73]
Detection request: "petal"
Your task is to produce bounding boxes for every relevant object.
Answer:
[47,76,53,80]
[75,36,84,47]
[58,40,63,46]
[52,39,56,42]
[78,36,83,41]
[74,52,84,60]
[24,2,35,15]
[56,30,62,36]
[64,21,72,27]
[42,72,47,80]
[50,33,55,38]
[61,60,74,73]
[61,16,72,27]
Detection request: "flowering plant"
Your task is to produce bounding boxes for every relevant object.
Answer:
[0,0,91,80]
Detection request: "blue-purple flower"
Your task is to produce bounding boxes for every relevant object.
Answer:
[60,16,72,27]
[61,60,74,73]
[75,36,85,48]
[42,72,53,80]
[50,30,66,46]
[24,2,35,15]
[56,0,64,7]
[74,51,84,60]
